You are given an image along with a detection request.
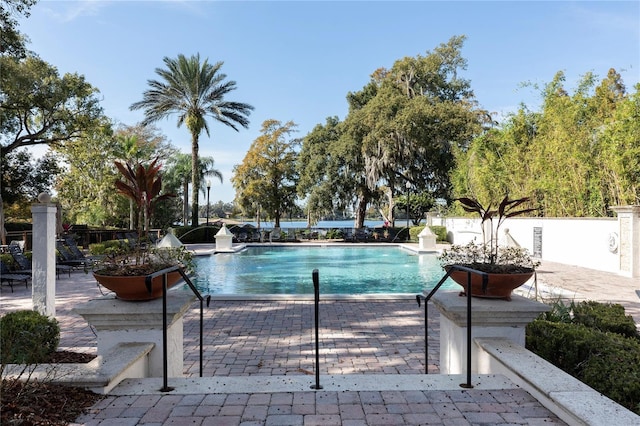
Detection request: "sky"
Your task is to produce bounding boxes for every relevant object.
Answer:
[18,0,640,205]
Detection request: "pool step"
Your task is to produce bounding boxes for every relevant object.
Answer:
[107,373,517,395]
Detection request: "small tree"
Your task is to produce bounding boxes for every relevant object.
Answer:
[232,119,300,227]
[114,158,174,253]
[457,195,537,265]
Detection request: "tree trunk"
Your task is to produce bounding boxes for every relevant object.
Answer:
[190,132,200,227]
[274,209,280,228]
[0,194,6,245]
[183,180,189,225]
[129,199,134,230]
[354,193,368,229]
[384,186,395,226]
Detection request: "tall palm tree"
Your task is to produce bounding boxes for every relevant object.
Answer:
[130,53,253,227]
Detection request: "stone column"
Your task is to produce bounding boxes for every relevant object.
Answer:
[74,293,195,377]
[31,193,57,317]
[610,205,640,278]
[215,224,234,252]
[431,291,549,374]
[418,226,436,250]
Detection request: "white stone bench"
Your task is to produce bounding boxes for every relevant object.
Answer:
[2,342,154,394]
[475,337,639,425]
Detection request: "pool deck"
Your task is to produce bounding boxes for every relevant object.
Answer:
[1,243,638,425]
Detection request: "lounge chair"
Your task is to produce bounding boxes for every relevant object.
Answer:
[343,228,355,242]
[56,240,92,270]
[1,260,30,292]
[354,228,372,242]
[63,237,100,265]
[269,227,282,242]
[115,232,136,250]
[285,228,297,242]
[10,243,72,278]
[8,244,31,273]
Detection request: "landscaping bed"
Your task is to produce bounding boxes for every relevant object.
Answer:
[1,350,101,425]
[526,300,640,415]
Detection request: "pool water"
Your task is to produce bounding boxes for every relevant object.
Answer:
[191,246,458,295]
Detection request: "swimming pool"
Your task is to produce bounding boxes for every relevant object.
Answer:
[191,246,457,295]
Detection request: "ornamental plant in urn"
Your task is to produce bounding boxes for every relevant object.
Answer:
[439,195,539,300]
[92,158,191,301]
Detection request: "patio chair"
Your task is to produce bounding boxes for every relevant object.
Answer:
[269,227,283,242]
[9,242,72,277]
[63,237,100,265]
[343,228,355,242]
[115,232,136,250]
[8,244,32,273]
[1,260,30,292]
[354,228,372,242]
[285,228,297,242]
[56,240,92,270]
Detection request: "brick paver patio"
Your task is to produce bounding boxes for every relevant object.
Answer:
[4,247,638,425]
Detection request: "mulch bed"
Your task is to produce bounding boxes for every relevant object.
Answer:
[1,351,103,425]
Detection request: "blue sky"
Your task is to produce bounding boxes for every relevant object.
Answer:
[20,1,640,204]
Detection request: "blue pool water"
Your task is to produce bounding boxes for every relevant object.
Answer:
[191,246,457,295]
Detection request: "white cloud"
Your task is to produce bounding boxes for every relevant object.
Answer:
[569,3,639,35]
[41,0,110,23]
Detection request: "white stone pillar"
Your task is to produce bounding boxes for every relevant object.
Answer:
[418,226,436,250]
[215,224,234,252]
[610,205,640,278]
[31,194,57,317]
[431,291,549,374]
[74,293,195,378]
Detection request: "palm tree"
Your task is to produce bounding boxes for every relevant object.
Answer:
[164,154,223,225]
[130,53,253,227]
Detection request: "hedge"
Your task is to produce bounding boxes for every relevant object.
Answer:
[409,225,447,242]
[527,301,640,415]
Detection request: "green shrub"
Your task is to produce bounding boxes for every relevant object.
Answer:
[409,225,447,242]
[539,299,576,323]
[324,229,342,239]
[572,301,639,339]
[0,253,14,267]
[527,319,640,414]
[430,226,447,242]
[89,239,129,256]
[538,300,639,339]
[0,310,60,364]
[409,226,423,241]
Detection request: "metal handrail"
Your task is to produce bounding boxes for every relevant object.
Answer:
[416,264,488,388]
[145,266,211,392]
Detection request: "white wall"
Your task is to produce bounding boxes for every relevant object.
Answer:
[432,216,619,273]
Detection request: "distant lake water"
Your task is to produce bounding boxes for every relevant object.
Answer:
[242,220,384,229]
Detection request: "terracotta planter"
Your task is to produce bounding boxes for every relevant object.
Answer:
[446,266,534,301]
[93,271,182,301]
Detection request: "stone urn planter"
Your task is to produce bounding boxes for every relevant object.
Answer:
[93,271,182,301]
[439,195,539,301]
[446,266,534,301]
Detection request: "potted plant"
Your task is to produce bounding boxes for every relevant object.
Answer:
[92,158,190,301]
[439,195,539,300]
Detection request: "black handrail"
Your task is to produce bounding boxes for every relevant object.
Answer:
[310,269,323,390]
[145,266,211,392]
[416,264,488,389]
